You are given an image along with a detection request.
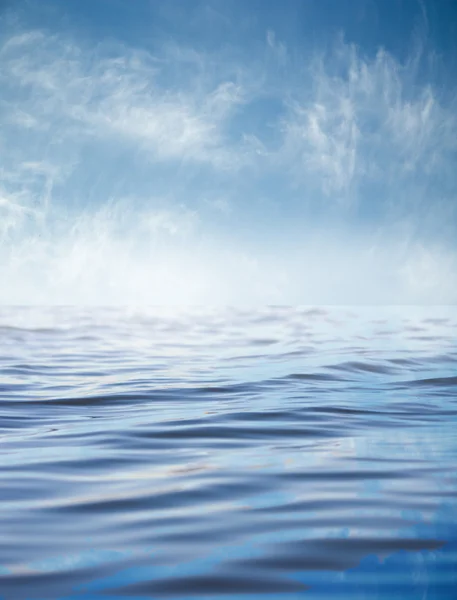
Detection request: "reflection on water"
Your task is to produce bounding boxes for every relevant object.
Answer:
[0,306,457,599]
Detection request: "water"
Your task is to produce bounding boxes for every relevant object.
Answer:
[1,306,457,600]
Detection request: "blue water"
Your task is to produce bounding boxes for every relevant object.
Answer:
[1,306,456,599]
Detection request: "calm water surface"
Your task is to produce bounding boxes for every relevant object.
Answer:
[1,306,457,599]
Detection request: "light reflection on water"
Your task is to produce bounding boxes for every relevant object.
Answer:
[0,306,456,599]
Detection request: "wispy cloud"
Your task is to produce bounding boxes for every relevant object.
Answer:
[278,38,457,213]
[266,30,287,65]
[1,30,251,170]
[1,15,456,305]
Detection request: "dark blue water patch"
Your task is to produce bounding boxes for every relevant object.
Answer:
[403,376,457,388]
[328,361,399,375]
[0,306,456,600]
[280,372,345,382]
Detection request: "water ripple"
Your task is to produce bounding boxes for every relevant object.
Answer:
[0,306,456,599]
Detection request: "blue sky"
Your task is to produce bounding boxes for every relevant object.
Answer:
[1,0,456,304]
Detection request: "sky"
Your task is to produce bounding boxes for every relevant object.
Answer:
[1,0,456,305]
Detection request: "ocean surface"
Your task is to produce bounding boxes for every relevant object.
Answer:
[1,306,457,600]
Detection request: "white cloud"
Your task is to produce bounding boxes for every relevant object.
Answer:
[266,30,287,65]
[278,40,457,204]
[0,190,38,238]
[6,108,44,130]
[204,196,232,215]
[281,98,358,196]
[1,31,249,170]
